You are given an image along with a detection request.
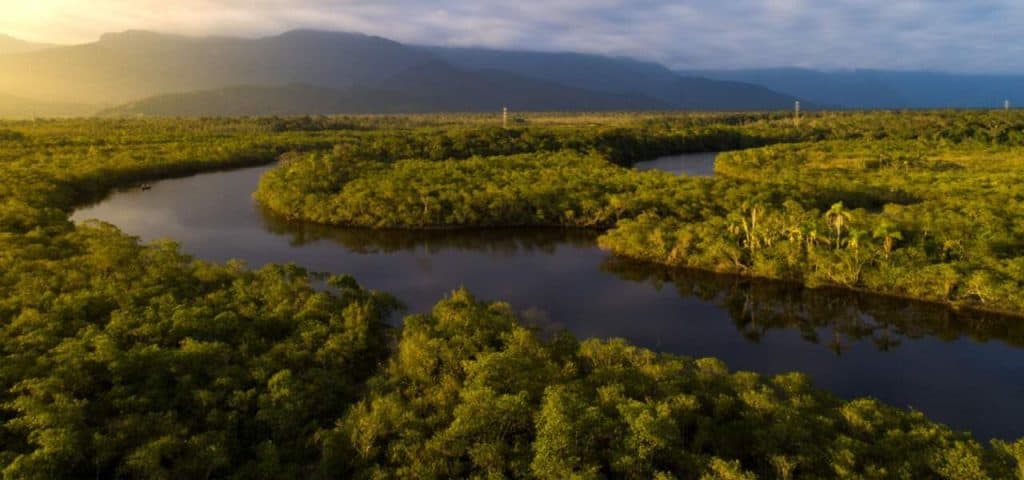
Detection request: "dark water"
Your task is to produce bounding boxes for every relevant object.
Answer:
[72,162,1024,440]
[634,151,718,176]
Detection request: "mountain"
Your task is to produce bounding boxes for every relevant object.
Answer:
[10,28,1024,115]
[426,46,801,110]
[0,34,54,55]
[372,61,668,112]
[657,76,807,111]
[99,65,669,117]
[97,85,419,117]
[0,92,96,118]
[424,47,683,96]
[688,68,1024,109]
[0,30,438,105]
[2,29,804,116]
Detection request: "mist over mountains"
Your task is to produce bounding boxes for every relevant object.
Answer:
[1,29,1023,117]
[0,34,54,55]
[0,29,797,117]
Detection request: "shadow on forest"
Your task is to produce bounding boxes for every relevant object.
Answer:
[258,205,600,255]
[808,185,922,211]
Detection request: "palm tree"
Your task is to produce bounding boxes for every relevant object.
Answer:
[806,229,829,251]
[741,204,762,253]
[846,228,867,250]
[824,202,852,248]
[871,221,903,258]
[786,225,804,244]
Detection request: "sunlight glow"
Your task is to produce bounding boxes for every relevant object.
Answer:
[0,0,90,43]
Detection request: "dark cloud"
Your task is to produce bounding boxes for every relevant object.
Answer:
[3,0,1023,72]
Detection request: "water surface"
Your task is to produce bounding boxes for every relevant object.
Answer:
[634,151,718,176]
[72,162,1024,440]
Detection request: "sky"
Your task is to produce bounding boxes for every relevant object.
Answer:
[1,0,1022,73]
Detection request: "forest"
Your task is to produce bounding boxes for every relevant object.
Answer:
[1,113,1024,478]
[254,111,1024,315]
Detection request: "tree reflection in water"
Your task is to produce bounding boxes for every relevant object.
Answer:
[261,204,1023,355]
[601,256,1024,354]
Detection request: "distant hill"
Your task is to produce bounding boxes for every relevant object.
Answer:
[97,85,415,117]
[687,68,1024,109]
[372,61,669,112]
[425,46,801,110]
[0,30,438,105]
[99,67,669,117]
[657,76,808,111]
[7,29,1024,116]
[101,61,802,117]
[2,29,807,117]
[425,46,684,96]
[0,92,97,118]
[0,34,55,55]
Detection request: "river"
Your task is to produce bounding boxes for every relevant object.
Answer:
[71,153,1024,440]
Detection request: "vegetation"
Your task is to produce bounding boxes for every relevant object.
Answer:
[602,258,1024,352]
[256,110,1024,315]
[1,113,1024,478]
[322,289,1022,479]
[258,223,1024,354]
[604,138,1024,314]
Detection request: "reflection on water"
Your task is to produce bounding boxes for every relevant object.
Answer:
[260,210,600,255]
[634,151,718,176]
[604,258,1024,351]
[72,163,1024,440]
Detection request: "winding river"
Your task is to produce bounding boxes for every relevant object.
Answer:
[72,153,1024,440]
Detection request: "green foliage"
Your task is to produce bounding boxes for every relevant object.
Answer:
[603,136,1024,313]
[0,117,403,477]
[249,110,1024,315]
[322,290,1018,479]
[2,112,1024,477]
[0,227,399,478]
[0,129,24,141]
[257,150,689,228]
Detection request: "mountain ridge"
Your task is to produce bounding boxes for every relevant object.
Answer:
[0,92,96,118]
[2,29,801,116]
[98,58,678,117]
[0,34,56,55]
[685,67,1024,109]
[0,29,441,105]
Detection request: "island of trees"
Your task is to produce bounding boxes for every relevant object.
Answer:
[255,111,1024,316]
[1,113,1022,478]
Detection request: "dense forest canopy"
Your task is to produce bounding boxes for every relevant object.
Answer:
[254,111,1024,316]
[1,112,1023,478]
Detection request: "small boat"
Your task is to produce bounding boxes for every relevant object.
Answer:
[139,183,152,191]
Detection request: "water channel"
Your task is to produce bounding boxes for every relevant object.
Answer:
[72,154,1024,440]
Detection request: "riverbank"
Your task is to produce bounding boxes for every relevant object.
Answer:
[3,113,1023,478]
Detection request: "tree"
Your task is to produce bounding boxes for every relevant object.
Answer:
[871,221,903,258]
[824,202,852,248]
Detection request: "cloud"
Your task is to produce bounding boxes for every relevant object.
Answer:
[2,0,1022,73]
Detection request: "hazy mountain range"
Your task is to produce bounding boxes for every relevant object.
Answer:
[1,29,1022,117]
[0,30,797,117]
[0,92,95,118]
[0,34,55,55]
[686,68,1024,110]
